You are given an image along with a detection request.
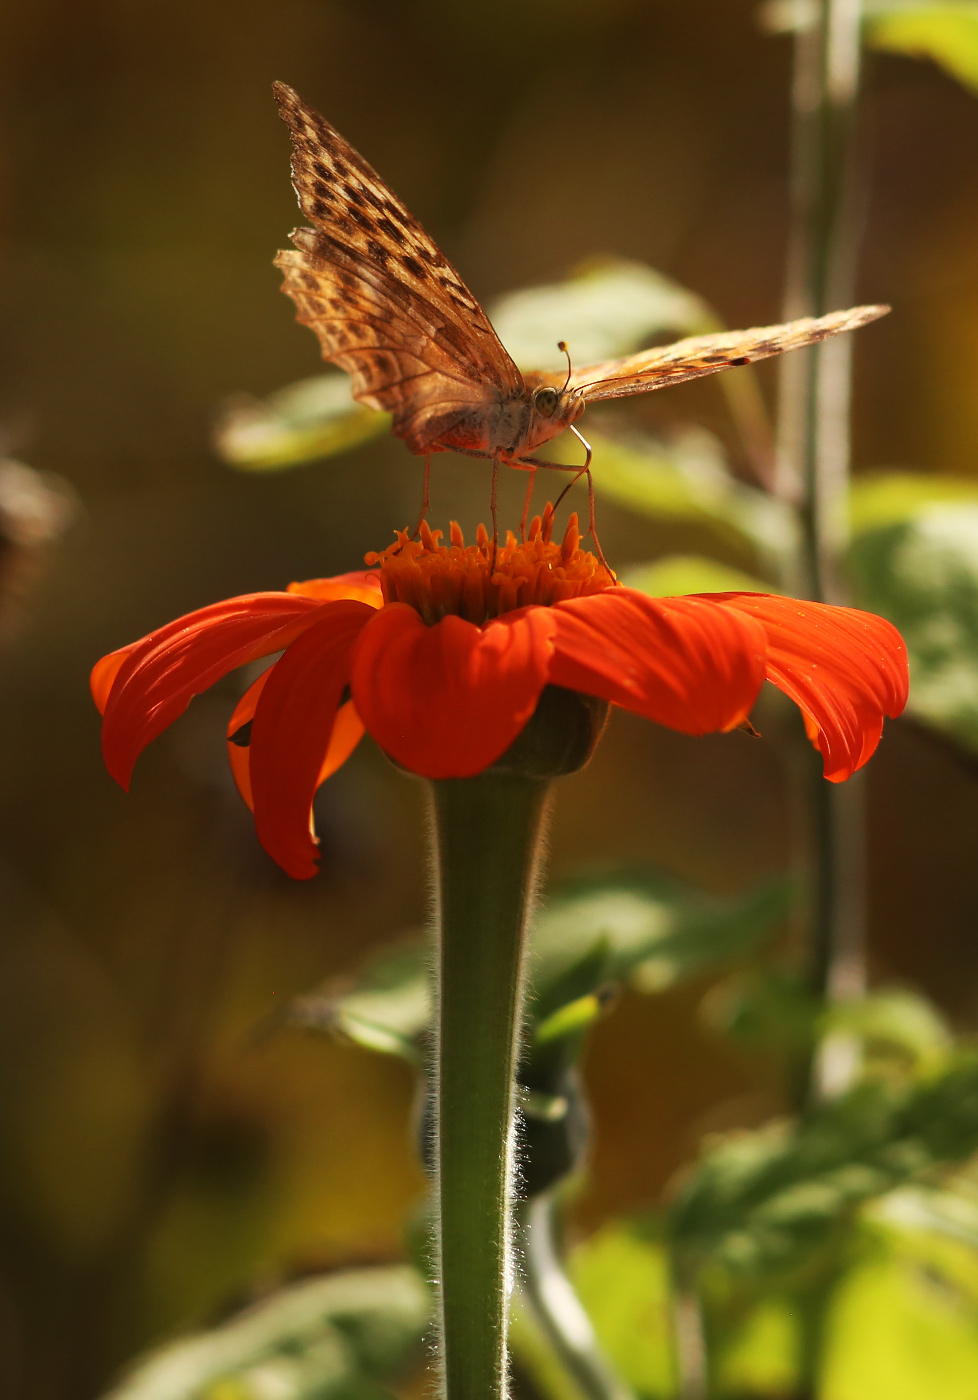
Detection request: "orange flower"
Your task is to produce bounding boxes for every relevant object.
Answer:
[91,511,908,879]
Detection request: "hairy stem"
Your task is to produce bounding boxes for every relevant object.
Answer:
[431,773,552,1400]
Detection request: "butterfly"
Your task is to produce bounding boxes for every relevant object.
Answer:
[272,82,886,495]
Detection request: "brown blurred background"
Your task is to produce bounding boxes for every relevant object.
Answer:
[1,1,977,1396]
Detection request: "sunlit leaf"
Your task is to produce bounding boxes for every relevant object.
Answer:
[847,503,978,752]
[488,259,716,372]
[531,870,791,1008]
[822,1217,978,1400]
[569,1221,677,1398]
[591,429,795,578]
[763,0,978,94]
[872,1183,978,1250]
[282,941,428,1062]
[282,872,789,1063]
[670,1055,978,1282]
[103,1266,429,1400]
[214,373,389,472]
[624,554,775,598]
[867,5,978,94]
[850,471,978,535]
[824,989,953,1072]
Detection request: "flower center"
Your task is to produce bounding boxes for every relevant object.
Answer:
[365,506,615,625]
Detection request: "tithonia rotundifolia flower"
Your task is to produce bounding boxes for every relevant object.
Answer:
[92,509,908,879]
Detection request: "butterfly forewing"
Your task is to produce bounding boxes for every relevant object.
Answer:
[272,83,523,452]
[569,305,889,403]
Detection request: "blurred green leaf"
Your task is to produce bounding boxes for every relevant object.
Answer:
[850,471,978,535]
[823,989,953,1073]
[867,4,978,94]
[710,1295,801,1398]
[568,1221,677,1399]
[591,429,795,578]
[214,374,389,472]
[763,0,978,94]
[488,259,715,372]
[847,502,978,752]
[669,1054,978,1282]
[702,967,821,1056]
[623,554,774,598]
[283,942,428,1063]
[822,1216,978,1400]
[103,1266,429,1400]
[873,1183,978,1249]
[283,871,789,1063]
[531,870,791,1008]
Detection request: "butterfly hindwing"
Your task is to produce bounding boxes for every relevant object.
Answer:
[569,305,889,403]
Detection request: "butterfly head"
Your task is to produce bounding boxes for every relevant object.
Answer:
[522,379,586,453]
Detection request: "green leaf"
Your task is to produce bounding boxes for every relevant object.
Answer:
[850,471,978,535]
[847,502,978,752]
[702,967,821,1056]
[531,870,791,1009]
[822,1216,978,1400]
[763,0,978,95]
[669,1054,978,1282]
[867,5,978,94]
[283,941,428,1062]
[281,871,789,1069]
[590,429,795,578]
[214,373,389,472]
[623,554,774,598]
[873,1183,978,1250]
[104,1266,429,1400]
[487,259,715,372]
[823,989,953,1072]
[568,1221,677,1398]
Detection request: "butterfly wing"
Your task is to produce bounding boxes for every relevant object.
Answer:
[567,305,889,403]
[272,83,523,455]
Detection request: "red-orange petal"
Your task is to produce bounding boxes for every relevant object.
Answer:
[548,589,768,733]
[249,600,375,879]
[226,666,364,812]
[710,593,909,780]
[97,593,327,789]
[287,571,383,605]
[350,602,557,779]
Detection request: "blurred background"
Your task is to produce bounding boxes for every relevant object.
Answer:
[3,1,978,1397]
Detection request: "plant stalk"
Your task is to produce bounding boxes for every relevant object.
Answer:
[431,772,553,1400]
[776,0,868,1106]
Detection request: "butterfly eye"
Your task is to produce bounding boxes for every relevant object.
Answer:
[534,387,560,418]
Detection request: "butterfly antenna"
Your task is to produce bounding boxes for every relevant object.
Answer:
[557,340,573,394]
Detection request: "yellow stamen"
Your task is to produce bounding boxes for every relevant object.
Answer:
[364,509,615,625]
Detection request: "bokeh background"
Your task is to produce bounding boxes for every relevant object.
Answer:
[2,1,978,1397]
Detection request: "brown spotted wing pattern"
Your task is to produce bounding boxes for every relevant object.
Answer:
[274,83,888,465]
[273,82,524,455]
[563,305,887,402]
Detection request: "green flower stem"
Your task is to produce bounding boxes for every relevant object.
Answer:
[431,772,553,1400]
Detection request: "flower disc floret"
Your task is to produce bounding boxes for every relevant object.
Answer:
[365,509,614,625]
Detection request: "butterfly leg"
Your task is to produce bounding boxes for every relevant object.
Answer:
[550,428,617,581]
[519,467,538,542]
[490,455,500,558]
[407,453,432,540]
